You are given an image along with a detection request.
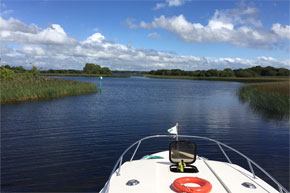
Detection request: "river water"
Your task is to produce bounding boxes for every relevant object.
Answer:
[1,76,289,192]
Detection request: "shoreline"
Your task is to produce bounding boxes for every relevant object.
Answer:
[143,74,289,83]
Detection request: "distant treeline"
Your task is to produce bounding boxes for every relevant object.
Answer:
[149,66,289,77]
[3,64,289,77]
[3,63,113,75]
[112,71,148,76]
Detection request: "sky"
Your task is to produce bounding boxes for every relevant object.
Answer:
[0,0,289,71]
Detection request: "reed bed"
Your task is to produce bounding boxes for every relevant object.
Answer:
[0,76,97,104]
[237,81,289,115]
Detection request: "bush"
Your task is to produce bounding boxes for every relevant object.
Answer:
[31,66,40,78]
[0,66,14,80]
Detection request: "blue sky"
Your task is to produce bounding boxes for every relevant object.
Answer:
[0,0,289,70]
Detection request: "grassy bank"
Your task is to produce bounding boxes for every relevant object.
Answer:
[144,74,289,83]
[0,76,98,104]
[41,73,130,78]
[237,81,289,116]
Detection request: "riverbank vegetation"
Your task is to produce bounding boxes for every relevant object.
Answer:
[148,66,289,78]
[0,67,97,104]
[237,81,289,117]
[41,73,130,78]
[3,63,129,78]
[144,75,288,83]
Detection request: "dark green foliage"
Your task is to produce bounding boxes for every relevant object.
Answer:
[261,66,277,76]
[149,66,289,78]
[277,68,290,76]
[249,66,263,75]
[83,63,112,75]
[235,69,258,77]
[42,69,83,74]
[219,68,235,77]
[206,69,219,77]
[100,67,112,75]
[83,63,101,74]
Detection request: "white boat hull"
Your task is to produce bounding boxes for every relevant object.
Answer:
[100,151,280,193]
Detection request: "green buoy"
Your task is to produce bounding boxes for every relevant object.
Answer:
[99,76,103,91]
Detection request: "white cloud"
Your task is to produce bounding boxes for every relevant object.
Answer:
[0,17,76,45]
[0,16,289,71]
[166,0,187,7]
[0,17,39,33]
[126,18,138,29]
[272,23,290,39]
[129,5,289,50]
[154,0,190,10]
[82,33,105,44]
[148,32,162,39]
[20,45,45,56]
[153,3,166,10]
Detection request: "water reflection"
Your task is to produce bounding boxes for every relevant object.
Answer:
[1,77,289,191]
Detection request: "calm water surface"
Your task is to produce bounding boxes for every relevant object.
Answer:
[1,77,289,192]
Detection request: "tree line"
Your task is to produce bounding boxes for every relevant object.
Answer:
[2,64,289,78]
[149,66,289,77]
[3,63,113,75]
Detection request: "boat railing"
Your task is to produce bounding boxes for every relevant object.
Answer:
[101,135,289,193]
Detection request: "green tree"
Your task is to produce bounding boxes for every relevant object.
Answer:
[235,70,256,77]
[171,69,183,76]
[277,68,289,76]
[83,63,102,74]
[197,70,206,77]
[261,66,277,76]
[249,66,263,76]
[83,63,95,74]
[219,68,235,77]
[206,69,219,77]
[4,65,11,69]
[101,67,112,75]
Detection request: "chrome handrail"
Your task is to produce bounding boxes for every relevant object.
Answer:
[100,135,289,193]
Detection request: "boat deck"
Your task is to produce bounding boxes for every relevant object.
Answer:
[103,151,279,193]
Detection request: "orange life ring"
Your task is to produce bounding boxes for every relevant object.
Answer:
[172,177,212,193]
